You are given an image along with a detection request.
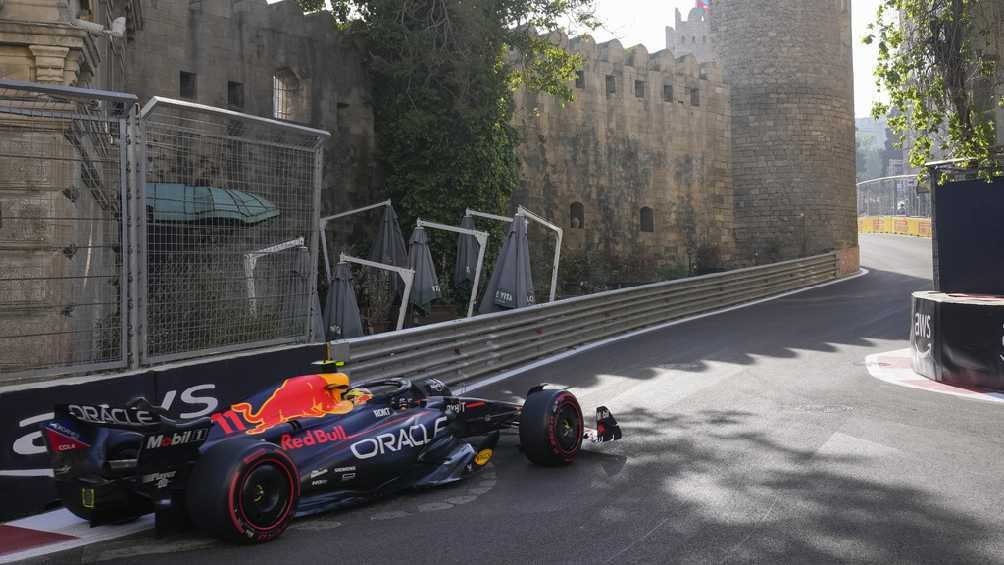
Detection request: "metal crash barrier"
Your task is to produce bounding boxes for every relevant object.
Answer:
[337,253,840,386]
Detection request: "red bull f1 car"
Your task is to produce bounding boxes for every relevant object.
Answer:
[41,372,622,543]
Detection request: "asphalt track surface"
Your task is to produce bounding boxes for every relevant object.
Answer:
[28,235,1004,564]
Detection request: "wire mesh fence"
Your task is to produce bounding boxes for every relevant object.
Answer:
[138,98,326,363]
[857,178,931,218]
[0,82,134,379]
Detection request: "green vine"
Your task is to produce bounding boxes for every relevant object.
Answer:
[867,0,1003,181]
[299,0,596,228]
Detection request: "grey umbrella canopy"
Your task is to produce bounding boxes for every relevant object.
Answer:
[323,262,364,339]
[454,214,480,287]
[407,227,442,314]
[479,214,535,314]
[368,205,409,296]
[369,205,408,267]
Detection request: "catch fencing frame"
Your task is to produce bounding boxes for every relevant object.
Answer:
[0,80,136,381]
[136,96,329,365]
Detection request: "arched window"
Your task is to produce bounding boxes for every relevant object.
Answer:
[273,68,301,121]
[640,207,654,233]
[570,202,584,229]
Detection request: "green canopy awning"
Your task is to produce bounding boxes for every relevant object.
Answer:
[145,183,279,224]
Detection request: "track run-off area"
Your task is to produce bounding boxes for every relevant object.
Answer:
[17,234,1004,564]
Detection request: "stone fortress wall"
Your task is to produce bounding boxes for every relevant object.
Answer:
[513,32,734,274]
[711,0,857,265]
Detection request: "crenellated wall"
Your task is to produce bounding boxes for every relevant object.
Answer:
[513,33,734,276]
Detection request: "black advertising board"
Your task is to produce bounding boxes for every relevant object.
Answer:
[933,178,1004,294]
[0,342,327,521]
[910,292,1004,390]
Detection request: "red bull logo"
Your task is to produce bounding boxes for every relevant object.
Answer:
[230,374,354,435]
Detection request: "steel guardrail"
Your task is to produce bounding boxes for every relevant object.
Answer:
[336,253,839,385]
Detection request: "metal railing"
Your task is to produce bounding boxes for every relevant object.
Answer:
[0,81,330,381]
[0,81,135,379]
[337,253,839,386]
[136,97,328,364]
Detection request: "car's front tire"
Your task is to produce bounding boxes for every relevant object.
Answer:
[186,439,298,544]
[519,389,584,466]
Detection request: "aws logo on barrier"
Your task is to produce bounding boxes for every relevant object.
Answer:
[11,385,218,458]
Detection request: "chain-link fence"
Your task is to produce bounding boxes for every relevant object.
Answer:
[0,81,134,379]
[857,177,931,218]
[0,81,328,383]
[138,98,327,364]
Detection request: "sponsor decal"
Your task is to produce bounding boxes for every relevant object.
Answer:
[372,408,392,418]
[340,473,356,482]
[68,404,157,427]
[13,384,217,458]
[54,465,71,475]
[144,427,209,450]
[230,375,354,435]
[311,479,327,486]
[474,448,493,466]
[142,471,177,489]
[310,468,328,479]
[332,466,355,473]
[44,426,90,452]
[350,417,448,460]
[280,426,347,451]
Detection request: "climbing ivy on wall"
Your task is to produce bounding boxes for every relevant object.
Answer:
[299,0,597,228]
[867,0,1003,180]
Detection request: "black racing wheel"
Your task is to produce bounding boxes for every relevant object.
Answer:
[186,439,298,544]
[519,389,584,466]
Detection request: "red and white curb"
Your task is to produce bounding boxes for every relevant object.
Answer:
[0,509,153,563]
[865,348,1004,403]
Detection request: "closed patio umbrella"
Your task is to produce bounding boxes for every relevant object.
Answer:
[454,214,480,287]
[369,205,409,296]
[323,262,364,339]
[479,214,535,314]
[407,227,441,315]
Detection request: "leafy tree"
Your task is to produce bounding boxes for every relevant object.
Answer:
[866,0,1003,180]
[298,0,596,230]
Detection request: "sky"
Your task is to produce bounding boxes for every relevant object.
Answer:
[269,0,885,117]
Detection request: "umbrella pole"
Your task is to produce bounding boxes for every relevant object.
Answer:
[468,234,486,318]
[416,219,490,318]
[338,252,414,333]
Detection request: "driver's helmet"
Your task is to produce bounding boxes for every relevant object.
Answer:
[345,387,373,406]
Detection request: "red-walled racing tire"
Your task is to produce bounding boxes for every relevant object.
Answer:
[186,439,299,544]
[519,389,584,466]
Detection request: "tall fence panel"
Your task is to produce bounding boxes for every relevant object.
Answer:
[137,98,327,364]
[0,81,135,381]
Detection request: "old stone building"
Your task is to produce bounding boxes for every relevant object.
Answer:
[665,5,714,64]
[0,0,142,371]
[122,0,377,219]
[514,34,733,276]
[711,0,858,267]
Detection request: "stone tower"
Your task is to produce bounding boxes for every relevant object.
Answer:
[711,0,858,269]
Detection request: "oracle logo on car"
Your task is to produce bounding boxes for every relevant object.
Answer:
[350,417,448,460]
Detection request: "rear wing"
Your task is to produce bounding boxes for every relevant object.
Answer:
[45,400,213,475]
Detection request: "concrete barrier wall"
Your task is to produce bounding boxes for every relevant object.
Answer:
[858,216,932,238]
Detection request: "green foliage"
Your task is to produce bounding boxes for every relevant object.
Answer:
[866,0,1003,181]
[300,0,596,231]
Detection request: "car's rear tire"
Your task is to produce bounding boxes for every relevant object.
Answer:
[519,389,583,466]
[186,439,298,544]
